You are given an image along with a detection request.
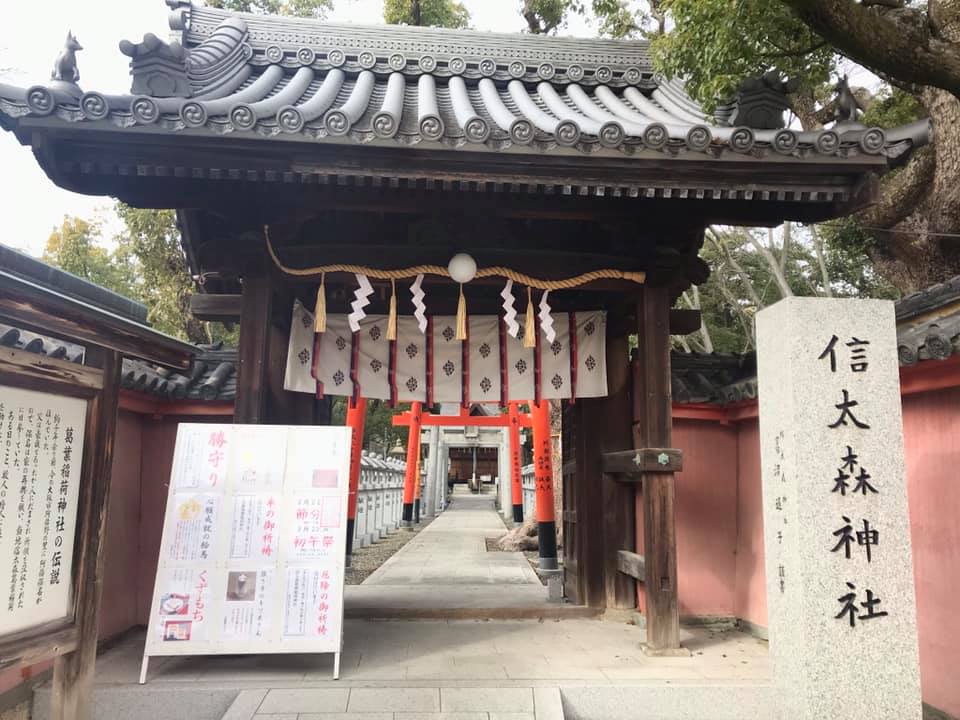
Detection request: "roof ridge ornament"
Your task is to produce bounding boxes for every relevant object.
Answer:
[119,33,191,98]
[714,70,798,130]
[51,31,82,85]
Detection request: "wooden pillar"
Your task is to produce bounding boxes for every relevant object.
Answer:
[50,351,121,720]
[401,401,422,528]
[344,397,367,566]
[531,400,558,570]
[635,286,680,652]
[235,272,273,424]
[508,402,524,524]
[601,310,637,609]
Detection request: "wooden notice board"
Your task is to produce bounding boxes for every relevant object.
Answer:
[141,423,351,681]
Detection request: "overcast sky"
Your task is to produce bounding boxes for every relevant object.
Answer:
[0,1,597,257]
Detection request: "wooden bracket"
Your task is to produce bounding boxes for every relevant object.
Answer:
[602,448,682,478]
[617,550,646,582]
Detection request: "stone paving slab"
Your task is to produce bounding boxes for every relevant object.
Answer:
[440,688,534,713]
[347,688,441,713]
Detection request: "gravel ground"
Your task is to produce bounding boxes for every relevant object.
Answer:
[345,518,433,585]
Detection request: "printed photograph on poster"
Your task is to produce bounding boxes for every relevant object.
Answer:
[284,428,345,492]
[154,567,212,643]
[222,569,274,640]
[171,425,232,490]
[0,387,87,637]
[229,495,280,561]
[282,566,338,641]
[232,426,288,490]
[166,494,219,562]
[289,497,343,559]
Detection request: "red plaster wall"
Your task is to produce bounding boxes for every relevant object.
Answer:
[902,388,960,719]
[136,418,181,624]
[732,420,766,629]
[636,419,739,617]
[97,410,143,639]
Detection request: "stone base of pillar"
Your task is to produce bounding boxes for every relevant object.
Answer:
[512,504,524,524]
[414,498,421,524]
[537,520,559,570]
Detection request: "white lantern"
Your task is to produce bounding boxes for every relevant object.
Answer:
[447,253,477,284]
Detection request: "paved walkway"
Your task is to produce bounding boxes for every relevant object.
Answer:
[345,490,558,616]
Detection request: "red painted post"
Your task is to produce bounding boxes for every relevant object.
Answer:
[345,397,367,566]
[401,401,423,528]
[531,400,558,570]
[508,402,524,525]
[414,453,423,523]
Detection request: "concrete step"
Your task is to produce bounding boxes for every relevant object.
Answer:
[222,687,565,720]
[558,685,775,720]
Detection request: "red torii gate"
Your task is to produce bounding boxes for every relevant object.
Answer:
[390,402,558,570]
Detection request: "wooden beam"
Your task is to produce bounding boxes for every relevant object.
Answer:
[603,448,683,476]
[189,293,241,322]
[0,348,102,397]
[635,285,682,654]
[0,271,193,370]
[669,309,702,336]
[0,620,78,668]
[234,273,273,423]
[600,309,637,610]
[617,550,647,582]
[50,351,122,720]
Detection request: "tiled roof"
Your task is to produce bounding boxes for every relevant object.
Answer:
[0,2,930,170]
[0,322,234,401]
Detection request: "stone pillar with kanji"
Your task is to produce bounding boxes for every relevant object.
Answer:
[757,297,920,719]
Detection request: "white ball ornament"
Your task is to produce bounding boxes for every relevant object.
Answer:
[447,253,477,284]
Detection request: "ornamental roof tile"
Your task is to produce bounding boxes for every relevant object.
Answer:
[0,2,931,167]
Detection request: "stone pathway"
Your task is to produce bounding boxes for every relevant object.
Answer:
[345,491,559,617]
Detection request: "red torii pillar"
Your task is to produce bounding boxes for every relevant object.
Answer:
[508,402,524,525]
[344,397,367,566]
[401,401,423,529]
[531,399,558,570]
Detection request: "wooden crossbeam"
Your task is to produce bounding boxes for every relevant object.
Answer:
[393,412,532,428]
[617,550,646,582]
[189,293,241,322]
[602,448,683,476]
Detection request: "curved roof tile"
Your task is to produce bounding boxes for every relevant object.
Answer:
[0,0,932,194]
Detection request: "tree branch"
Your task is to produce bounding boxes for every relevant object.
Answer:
[810,225,834,297]
[779,0,960,97]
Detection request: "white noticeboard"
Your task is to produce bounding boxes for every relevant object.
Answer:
[0,386,86,637]
[141,423,351,682]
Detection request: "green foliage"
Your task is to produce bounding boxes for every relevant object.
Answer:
[205,0,333,18]
[521,0,582,34]
[694,225,898,352]
[862,87,923,128]
[384,0,470,28]
[331,398,410,453]
[43,217,136,298]
[653,0,834,112]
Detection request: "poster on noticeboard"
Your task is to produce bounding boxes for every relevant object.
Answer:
[141,423,350,678]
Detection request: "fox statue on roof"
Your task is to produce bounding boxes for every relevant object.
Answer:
[52,31,82,84]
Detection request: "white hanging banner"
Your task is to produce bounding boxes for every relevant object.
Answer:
[396,316,426,403]
[284,300,318,394]
[313,315,354,397]
[431,316,462,405]
[574,311,608,399]
[356,315,391,401]
[141,424,351,681]
[540,313,571,400]
[282,307,607,403]
[468,315,501,403]
[505,317,536,403]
